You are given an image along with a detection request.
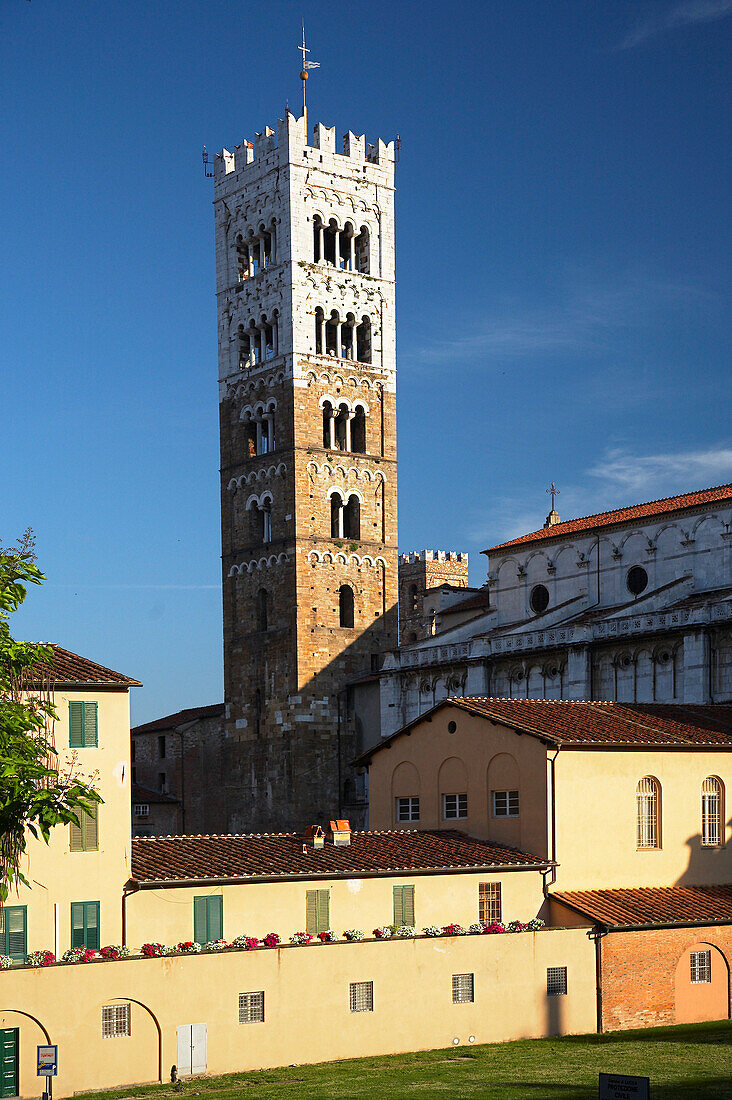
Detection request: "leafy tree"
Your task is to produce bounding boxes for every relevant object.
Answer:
[0,531,102,903]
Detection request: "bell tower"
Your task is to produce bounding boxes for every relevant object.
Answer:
[214,112,397,831]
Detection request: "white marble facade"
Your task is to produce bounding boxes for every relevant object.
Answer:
[378,489,732,740]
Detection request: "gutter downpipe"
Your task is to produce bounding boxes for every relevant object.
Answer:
[546,747,560,891]
[122,881,140,948]
[588,925,606,1034]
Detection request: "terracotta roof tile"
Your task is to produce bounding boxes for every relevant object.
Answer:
[554,885,732,928]
[484,483,732,553]
[356,698,732,764]
[26,645,139,687]
[130,829,548,884]
[132,703,225,734]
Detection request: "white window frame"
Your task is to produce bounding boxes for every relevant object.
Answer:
[690,950,712,984]
[701,778,722,847]
[492,789,519,818]
[452,973,474,1003]
[102,1003,131,1037]
[133,804,150,818]
[239,991,265,1023]
[349,981,374,1012]
[396,796,420,822]
[442,793,467,820]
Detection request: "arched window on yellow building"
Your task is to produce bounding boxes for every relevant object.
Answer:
[701,776,723,847]
[636,776,661,849]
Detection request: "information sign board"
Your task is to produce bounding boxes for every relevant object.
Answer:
[37,1046,57,1077]
[599,1073,650,1100]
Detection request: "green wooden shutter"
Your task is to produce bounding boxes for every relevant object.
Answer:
[5,909,26,962]
[305,890,318,934]
[403,886,415,927]
[71,902,85,948]
[86,902,100,950]
[193,896,208,943]
[83,804,99,851]
[207,896,223,941]
[317,890,329,933]
[0,1029,18,1099]
[393,886,403,927]
[70,813,84,852]
[84,701,98,747]
[69,701,84,747]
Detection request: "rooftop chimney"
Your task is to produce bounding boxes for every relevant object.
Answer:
[304,825,325,849]
[329,819,351,846]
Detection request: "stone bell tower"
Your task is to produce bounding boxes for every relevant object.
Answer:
[214,112,398,832]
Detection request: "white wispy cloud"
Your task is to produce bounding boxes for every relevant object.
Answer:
[409,272,708,368]
[621,0,732,49]
[469,443,732,548]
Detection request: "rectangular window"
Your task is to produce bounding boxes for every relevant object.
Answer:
[71,901,100,950]
[442,793,467,820]
[239,991,265,1024]
[492,790,519,817]
[0,907,27,963]
[158,735,166,759]
[547,966,567,996]
[70,803,99,852]
[396,796,420,822]
[68,701,98,747]
[133,804,150,818]
[452,973,474,1003]
[305,889,330,934]
[158,773,167,793]
[102,1004,131,1038]
[193,895,223,944]
[393,885,415,927]
[349,981,373,1012]
[478,882,502,924]
[690,950,712,984]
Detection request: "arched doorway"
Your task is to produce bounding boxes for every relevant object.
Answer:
[674,942,730,1023]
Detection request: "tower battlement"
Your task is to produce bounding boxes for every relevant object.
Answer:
[214,113,395,190]
[400,551,469,565]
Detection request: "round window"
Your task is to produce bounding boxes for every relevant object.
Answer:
[447,720,457,734]
[627,566,648,597]
[530,584,550,614]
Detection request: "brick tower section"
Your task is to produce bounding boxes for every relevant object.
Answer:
[398,551,469,643]
[215,114,397,832]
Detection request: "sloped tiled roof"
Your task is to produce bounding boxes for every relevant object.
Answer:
[25,645,139,687]
[554,885,732,928]
[441,588,493,615]
[356,698,732,764]
[484,484,732,553]
[130,829,549,884]
[132,703,224,734]
[132,783,180,806]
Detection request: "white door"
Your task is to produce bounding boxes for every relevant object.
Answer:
[176,1023,206,1077]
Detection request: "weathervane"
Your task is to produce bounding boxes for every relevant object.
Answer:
[299,23,320,123]
[546,482,560,510]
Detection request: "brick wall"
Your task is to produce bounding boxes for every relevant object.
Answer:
[398,553,469,643]
[600,925,732,1031]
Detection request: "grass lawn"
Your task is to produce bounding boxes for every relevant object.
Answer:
[76,1020,732,1100]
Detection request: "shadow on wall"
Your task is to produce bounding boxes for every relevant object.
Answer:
[674,812,732,887]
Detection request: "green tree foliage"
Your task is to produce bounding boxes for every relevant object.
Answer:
[0,531,102,902]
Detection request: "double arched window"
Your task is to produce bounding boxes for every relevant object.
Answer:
[636,776,661,849]
[330,492,360,540]
[701,776,723,847]
[246,495,272,544]
[339,584,355,628]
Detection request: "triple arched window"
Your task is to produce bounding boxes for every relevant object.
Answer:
[242,403,276,457]
[314,309,372,363]
[236,221,277,281]
[322,401,366,453]
[313,217,370,273]
[238,315,279,369]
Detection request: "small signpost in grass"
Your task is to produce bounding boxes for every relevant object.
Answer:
[599,1072,650,1100]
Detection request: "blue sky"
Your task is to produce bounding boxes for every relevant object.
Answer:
[3,0,730,723]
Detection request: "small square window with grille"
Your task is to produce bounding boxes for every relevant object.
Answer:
[479,882,502,924]
[349,981,374,1012]
[452,973,474,1003]
[239,991,265,1023]
[133,804,149,818]
[690,950,711,984]
[443,793,467,820]
[396,796,420,822]
[102,1003,131,1037]
[547,967,567,996]
[492,790,519,818]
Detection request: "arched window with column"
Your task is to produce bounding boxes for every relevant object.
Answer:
[357,315,372,363]
[256,588,269,632]
[701,777,723,847]
[315,307,325,355]
[636,776,661,849]
[247,496,273,544]
[339,585,355,628]
[343,495,360,539]
[330,492,344,538]
[335,403,349,450]
[322,400,334,448]
[351,405,366,453]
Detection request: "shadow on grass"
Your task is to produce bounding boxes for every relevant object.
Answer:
[559,1021,732,1048]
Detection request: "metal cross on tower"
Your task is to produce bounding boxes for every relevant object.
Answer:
[546,482,560,510]
[298,24,319,122]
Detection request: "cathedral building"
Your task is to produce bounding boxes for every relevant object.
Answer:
[377,484,732,739]
[214,112,398,830]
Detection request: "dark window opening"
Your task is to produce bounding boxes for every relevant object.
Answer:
[257,588,269,632]
[331,493,343,538]
[351,407,366,453]
[158,735,166,759]
[339,585,355,628]
[356,316,372,364]
[409,583,419,613]
[530,584,550,615]
[343,495,360,540]
[627,565,648,597]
